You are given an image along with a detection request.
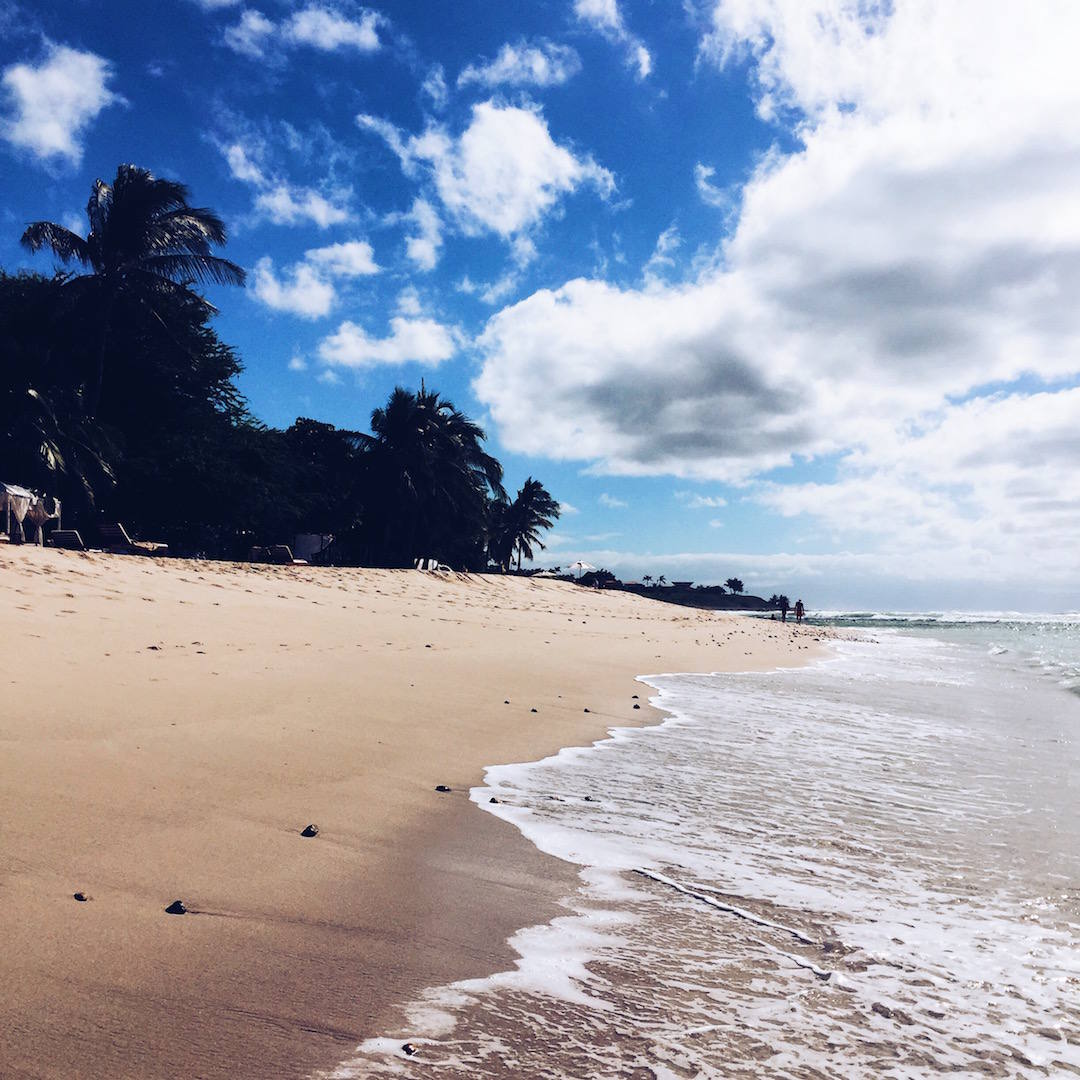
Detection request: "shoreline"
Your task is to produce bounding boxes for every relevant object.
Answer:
[0,548,827,1080]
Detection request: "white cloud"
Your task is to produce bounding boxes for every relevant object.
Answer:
[694,162,730,209]
[318,316,458,369]
[304,239,378,276]
[253,257,336,318]
[283,7,380,52]
[573,0,652,78]
[403,197,443,270]
[221,138,351,228]
[643,224,681,282]
[225,140,267,184]
[422,64,448,109]
[190,0,242,9]
[223,5,380,60]
[676,491,727,509]
[223,10,275,58]
[558,501,580,515]
[475,1,1080,591]
[395,285,422,315]
[288,354,308,371]
[254,183,350,227]
[251,240,377,318]
[359,100,614,252]
[458,39,581,89]
[598,492,627,508]
[1,43,123,165]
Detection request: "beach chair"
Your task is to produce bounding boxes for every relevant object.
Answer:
[50,529,86,551]
[268,544,307,565]
[98,522,169,557]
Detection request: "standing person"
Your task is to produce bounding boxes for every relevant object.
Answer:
[780,596,790,622]
[795,599,805,624]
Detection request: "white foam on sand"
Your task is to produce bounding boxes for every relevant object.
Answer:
[326,633,1080,1078]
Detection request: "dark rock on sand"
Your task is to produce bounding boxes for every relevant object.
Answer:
[583,707,590,713]
[489,797,500,804]
[632,694,639,699]
[530,708,538,713]
[402,1043,419,1057]
[164,899,187,915]
[633,703,641,709]
[435,784,451,792]
[301,824,319,837]
[73,892,89,902]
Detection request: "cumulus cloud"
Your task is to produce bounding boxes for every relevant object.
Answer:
[223,11,275,57]
[573,0,651,78]
[251,239,378,317]
[254,183,350,227]
[221,139,352,227]
[223,5,381,59]
[1,43,123,165]
[358,99,614,255]
[318,316,458,368]
[458,39,582,89]
[475,1,1080,588]
[253,258,336,318]
[402,197,443,270]
[598,492,628,508]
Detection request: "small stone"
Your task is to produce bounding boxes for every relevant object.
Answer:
[402,1043,419,1057]
[583,795,597,802]
[583,707,590,713]
[631,694,639,699]
[435,784,451,792]
[164,899,187,915]
[504,699,510,704]
[530,708,538,713]
[301,824,319,837]
[489,797,500,804]
[633,704,641,709]
[73,892,89,902]
[425,644,432,648]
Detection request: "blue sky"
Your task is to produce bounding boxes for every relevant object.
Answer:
[3,1,1080,610]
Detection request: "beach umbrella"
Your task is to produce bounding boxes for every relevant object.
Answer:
[568,560,596,579]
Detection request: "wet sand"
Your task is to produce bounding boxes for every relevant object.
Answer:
[0,547,825,1079]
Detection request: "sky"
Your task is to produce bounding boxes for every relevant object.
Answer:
[2,0,1079,611]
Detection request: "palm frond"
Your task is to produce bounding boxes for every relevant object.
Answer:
[139,253,247,287]
[20,222,93,266]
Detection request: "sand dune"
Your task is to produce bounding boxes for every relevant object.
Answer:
[0,548,824,1080]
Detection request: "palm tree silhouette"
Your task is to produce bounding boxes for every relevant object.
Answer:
[656,574,667,586]
[642,574,653,586]
[491,477,560,571]
[21,164,245,415]
[363,383,504,567]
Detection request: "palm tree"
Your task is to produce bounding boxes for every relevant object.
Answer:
[656,574,667,586]
[725,577,745,594]
[642,573,653,586]
[362,383,505,567]
[21,164,245,414]
[491,477,560,571]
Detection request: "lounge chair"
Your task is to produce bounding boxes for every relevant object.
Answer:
[50,529,86,552]
[268,544,307,566]
[98,522,169,557]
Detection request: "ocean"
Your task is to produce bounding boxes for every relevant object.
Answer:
[331,615,1080,1078]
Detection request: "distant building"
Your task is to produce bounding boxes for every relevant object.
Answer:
[671,580,694,588]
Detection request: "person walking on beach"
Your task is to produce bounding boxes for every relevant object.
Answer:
[794,599,805,624]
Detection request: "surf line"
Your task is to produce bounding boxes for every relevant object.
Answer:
[634,868,819,947]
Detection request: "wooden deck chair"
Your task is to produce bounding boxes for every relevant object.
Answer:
[50,529,86,551]
[99,522,169,556]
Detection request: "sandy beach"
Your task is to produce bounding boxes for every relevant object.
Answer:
[0,547,824,1080]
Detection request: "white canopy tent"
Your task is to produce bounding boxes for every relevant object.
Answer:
[2,483,60,545]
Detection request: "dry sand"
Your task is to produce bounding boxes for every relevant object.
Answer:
[0,547,826,1079]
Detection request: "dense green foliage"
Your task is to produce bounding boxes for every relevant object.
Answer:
[3,166,559,569]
